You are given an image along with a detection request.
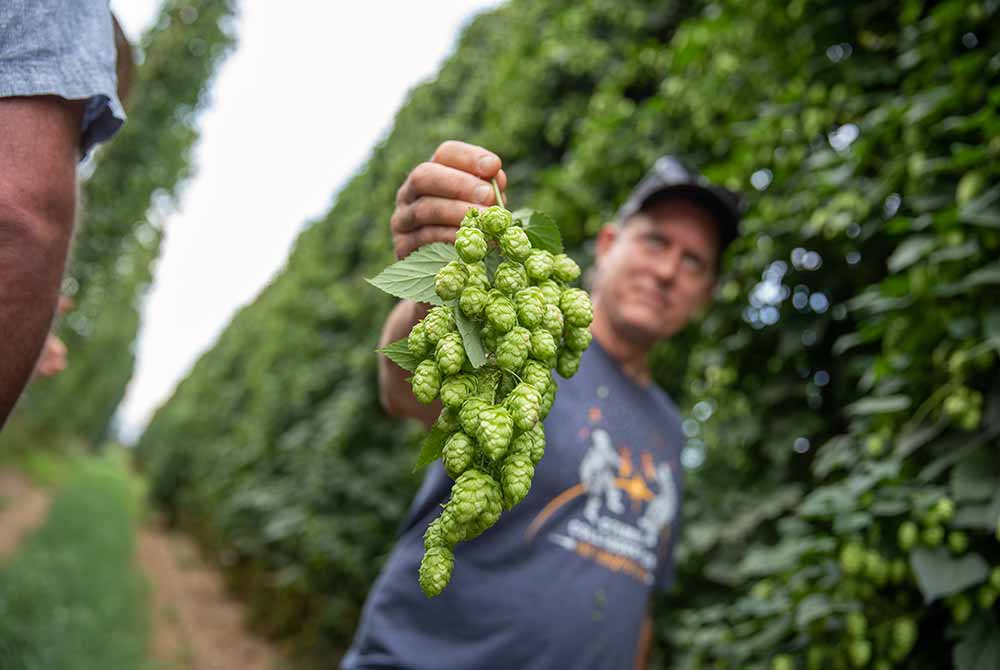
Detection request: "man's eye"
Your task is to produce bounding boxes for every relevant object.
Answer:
[682,255,705,272]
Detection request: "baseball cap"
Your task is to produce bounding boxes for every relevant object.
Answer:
[615,155,744,255]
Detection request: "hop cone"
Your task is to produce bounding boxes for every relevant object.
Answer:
[435,261,468,301]
[466,261,490,290]
[460,207,481,229]
[459,397,489,436]
[515,288,545,329]
[509,432,534,459]
[497,327,531,372]
[455,226,488,263]
[424,306,455,345]
[412,360,440,404]
[501,452,535,510]
[521,360,551,393]
[495,261,528,296]
[542,304,564,340]
[446,469,503,539]
[435,332,466,376]
[408,321,428,358]
[525,249,554,282]
[537,280,562,306]
[506,383,541,431]
[527,422,546,465]
[419,546,454,597]
[499,226,532,261]
[434,406,460,433]
[530,329,558,361]
[560,288,593,328]
[481,323,499,351]
[479,205,512,238]
[440,373,477,409]
[563,325,593,352]
[557,348,583,379]
[460,285,488,318]
[424,515,447,550]
[498,371,518,400]
[477,406,514,461]
[539,378,556,420]
[485,294,517,333]
[442,431,476,479]
[552,253,582,282]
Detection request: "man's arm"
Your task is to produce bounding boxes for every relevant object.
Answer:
[0,96,85,427]
[377,141,507,428]
[635,608,653,670]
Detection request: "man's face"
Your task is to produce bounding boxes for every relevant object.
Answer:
[592,197,720,345]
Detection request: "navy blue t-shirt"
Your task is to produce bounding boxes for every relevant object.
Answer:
[342,340,685,670]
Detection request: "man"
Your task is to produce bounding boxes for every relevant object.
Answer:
[0,1,126,427]
[343,141,742,670]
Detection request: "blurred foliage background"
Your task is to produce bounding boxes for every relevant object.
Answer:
[4,0,999,668]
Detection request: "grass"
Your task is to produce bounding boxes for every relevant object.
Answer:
[0,449,151,670]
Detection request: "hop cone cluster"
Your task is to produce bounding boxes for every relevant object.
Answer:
[402,203,592,597]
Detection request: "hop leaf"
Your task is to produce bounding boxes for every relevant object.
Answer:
[479,205,512,238]
[408,321,429,358]
[556,348,583,379]
[499,226,532,261]
[459,397,490,435]
[530,329,558,361]
[515,288,545,329]
[435,260,468,301]
[419,545,454,597]
[525,249,554,281]
[459,285,488,319]
[424,305,456,345]
[440,373,477,409]
[497,327,531,372]
[485,293,517,333]
[442,431,476,479]
[560,288,593,328]
[455,226,488,263]
[435,332,467,376]
[552,253,581,282]
[412,360,441,404]
[563,325,593,352]
[501,452,535,509]
[495,261,528,295]
[477,406,514,461]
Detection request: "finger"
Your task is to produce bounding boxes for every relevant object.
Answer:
[432,140,503,181]
[395,226,459,259]
[392,196,480,234]
[397,161,497,207]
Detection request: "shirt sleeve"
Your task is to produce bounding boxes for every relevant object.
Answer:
[0,0,126,156]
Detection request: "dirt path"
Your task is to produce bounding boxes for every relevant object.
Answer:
[0,470,51,562]
[138,518,288,670]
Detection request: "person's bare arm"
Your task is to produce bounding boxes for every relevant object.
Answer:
[0,96,85,427]
[377,141,507,427]
[635,608,653,670]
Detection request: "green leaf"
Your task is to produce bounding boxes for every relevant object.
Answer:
[453,305,486,368]
[950,449,1000,502]
[953,493,1000,530]
[845,395,911,416]
[936,260,1000,297]
[414,426,449,472]
[377,337,421,373]
[894,421,946,459]
[515,208,563,254]
[799,485,855,519]
[909,548,989,603]
[367,243,458,304]
[796,593,834,629]
[887,235,935,273]
[738,538,836,578]
[954,615,1000,670]
[958,182,1000,228]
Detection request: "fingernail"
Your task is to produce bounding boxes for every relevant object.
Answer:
[477,155,498,175]
[474,184,493,204]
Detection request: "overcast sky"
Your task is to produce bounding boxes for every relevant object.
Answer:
[111,2,501,441]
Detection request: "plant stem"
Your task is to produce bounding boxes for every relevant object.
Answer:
[491,178,505,209]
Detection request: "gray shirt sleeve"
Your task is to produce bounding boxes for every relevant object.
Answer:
[0,0,126,156]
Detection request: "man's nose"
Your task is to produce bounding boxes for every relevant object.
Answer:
[653,247,682,284]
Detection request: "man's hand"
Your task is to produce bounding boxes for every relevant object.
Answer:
[390,140,507,259]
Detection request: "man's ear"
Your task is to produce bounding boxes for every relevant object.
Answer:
[595,223,619,266]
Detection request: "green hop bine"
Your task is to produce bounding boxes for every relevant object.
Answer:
[370,176,593,597]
